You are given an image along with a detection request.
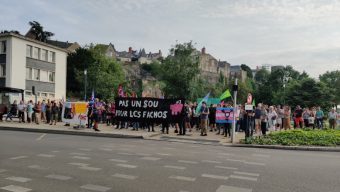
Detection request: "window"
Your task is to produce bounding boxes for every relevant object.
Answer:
[33,47,40,59]
[49,93,55,98]
[0,64,6,77]
[33,68,40,81]
[48,51,55,63]
[25,91,32,96]
[0,41,6,54]
[26,68,32,80]
[41,49,48,61]
[40,92,47,97]
[26,45,32,57]
[48,71,55,82]
[40,70,48,82]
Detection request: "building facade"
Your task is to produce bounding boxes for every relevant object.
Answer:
[0,32,68,102]
[230,65,247,82]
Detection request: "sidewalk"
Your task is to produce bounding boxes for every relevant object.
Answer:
[0,120,241,144]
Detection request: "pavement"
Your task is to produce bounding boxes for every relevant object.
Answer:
[1,130,340,192]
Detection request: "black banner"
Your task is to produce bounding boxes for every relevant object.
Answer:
[114,97,185,123]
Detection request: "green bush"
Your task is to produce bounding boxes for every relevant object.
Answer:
[241,129,340,146]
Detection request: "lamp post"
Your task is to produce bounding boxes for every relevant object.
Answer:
[84,69,87,101]
[283,70,290,105]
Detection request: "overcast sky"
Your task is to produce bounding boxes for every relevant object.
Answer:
[1,0,340,77]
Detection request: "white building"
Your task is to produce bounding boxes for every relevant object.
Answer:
[0,32,68,103]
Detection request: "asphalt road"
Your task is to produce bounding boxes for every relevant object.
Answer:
[0,130,340,192]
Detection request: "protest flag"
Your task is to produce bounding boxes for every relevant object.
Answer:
[252,98,256,107]
[219,89,231,100]
[196,92,211,114]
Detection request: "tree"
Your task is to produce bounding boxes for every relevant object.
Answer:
[319,70,340,105]
[28,21,54,42]
[241,64,253,78]
[160,42,200,99]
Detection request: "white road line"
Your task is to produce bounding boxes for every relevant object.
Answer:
[72,156,90,160]
[164,165,186,170]
[79,166,102,171]
[80,184,111,192]
[117,152,134,156]
[215,166,238,170]
[1,185,32,192]
[244,161,266,166]
[163,147,176,150]
[218,153,235,156]
[69,152,87,156]
[169,175,196,182]
[109,159,127,163]
[112,173,137,180]
[141,157,161,161]
[230,175,258,181]
[226,158,245,162]
[234,171,260,177]
[36,133,46,141]
[202,160,221,164]
[136,153,151,156]
[79,148,92,151]
[45,174,72,181]
[10,156,27,160]
[28,165,45,170]
[6,177,32,183]
[0,169,7,173]
[216,185,252,192]
[157,153,172,156]
[37,154,55,158]
[201,174,228,180]
[68,162,89,167]
[116,164,137,168]
[178,160,198,164]
[99,148,113,151]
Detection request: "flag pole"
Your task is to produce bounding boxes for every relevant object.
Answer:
[232,78,238,144]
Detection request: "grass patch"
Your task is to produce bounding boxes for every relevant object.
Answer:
[241,129,340,146]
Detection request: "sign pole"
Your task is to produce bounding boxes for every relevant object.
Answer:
[232,78,238,144]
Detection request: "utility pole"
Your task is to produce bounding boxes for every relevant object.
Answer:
[231,78,238,144]
[84,69,87,101]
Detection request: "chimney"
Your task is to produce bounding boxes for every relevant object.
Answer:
[128,47,132,53]
[201,47,206,54]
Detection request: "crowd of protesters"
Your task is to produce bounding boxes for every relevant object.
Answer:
[0,99,63,125]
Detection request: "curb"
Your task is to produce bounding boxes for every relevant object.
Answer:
[160,135,220,143]
[230,144,340,152]
[0,126,143,139]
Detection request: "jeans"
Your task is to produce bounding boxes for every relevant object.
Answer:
[18,111,25,122]
[261,122,267,135]
[316,118,323,129]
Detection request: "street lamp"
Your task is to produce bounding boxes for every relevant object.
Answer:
[282,69,290,105]
[84,69,87,101]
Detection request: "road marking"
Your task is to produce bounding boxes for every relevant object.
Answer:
[36,133,46,141]
[141,157,161,161]
[0,169,7,173]
[51,151,60,153]
[80,184,111,192]
[68,162,89,166]
[169,175,196,182]
[37,154,55,158]
[178,160,198,164]
[218,153,234,156]
[157,153,172,156]
[226,158,245,162]
[6,177,32,183]
[230,175,258,181]
[72,156,90,160]
[164,165,186,170]
[202,160,221,164]
[99,148,113,151]
[109,159,127,163]
[201,174,228,180]
[10,156,27,160]
[116,164,137,168]
[215,166,238,170]
[1,185,32,192]
[252,154,270,158]
[112,173,137,180]
[216,185,252,192]
[234,171,260,177]
[163,147,176,150]
[79,148,92,151]
[45,174,72,181]
[244,161,266,166]
[79,166,102,171]
[136,153,151,156]
[117,152,134,156]
[28,165,45,170]
[70,152,87,156]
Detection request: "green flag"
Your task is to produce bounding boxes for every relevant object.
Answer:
[252,98,256,106]
[219,89,231,100]
[196,92,211,114]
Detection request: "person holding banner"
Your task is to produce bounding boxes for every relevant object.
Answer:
[200,102,209,136]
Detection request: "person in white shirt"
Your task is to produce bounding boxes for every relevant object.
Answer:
[328,108,338,129]
[17,100,26,123]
